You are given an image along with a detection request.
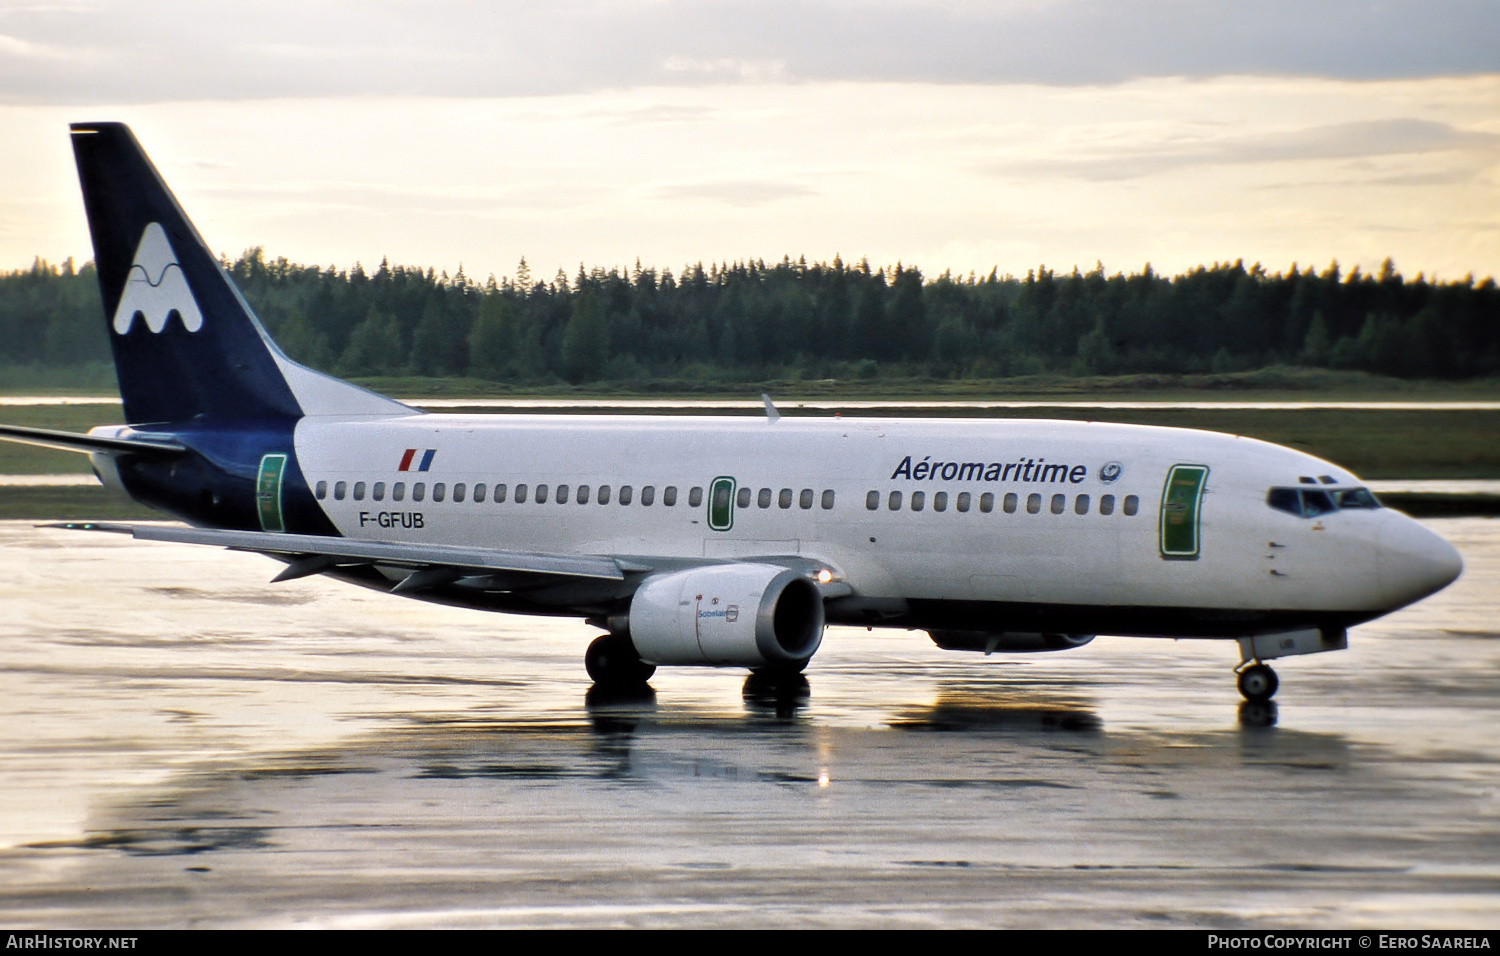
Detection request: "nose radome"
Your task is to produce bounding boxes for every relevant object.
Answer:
[1377,514,1463,608]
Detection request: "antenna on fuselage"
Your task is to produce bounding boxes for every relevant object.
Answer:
[761,393,781,424]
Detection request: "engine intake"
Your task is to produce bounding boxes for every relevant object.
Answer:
[629,564,825,668]
[928,630,1095,653]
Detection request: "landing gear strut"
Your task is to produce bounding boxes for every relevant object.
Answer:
[585,634,656,687]
[1236,662,1279,702]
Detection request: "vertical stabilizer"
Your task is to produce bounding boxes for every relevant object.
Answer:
[70,122,413,426]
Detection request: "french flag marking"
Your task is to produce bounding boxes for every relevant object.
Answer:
[398,448,437,472]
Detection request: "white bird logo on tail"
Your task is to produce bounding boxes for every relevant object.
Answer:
[112,222,203,334]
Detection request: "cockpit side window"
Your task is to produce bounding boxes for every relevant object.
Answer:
[1268,486,1380,518]
[1335,487,1381,509]
[1268,488,1302,516]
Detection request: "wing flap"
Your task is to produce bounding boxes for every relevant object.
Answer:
[48,522,626,581]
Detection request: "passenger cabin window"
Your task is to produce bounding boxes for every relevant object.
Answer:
[1074,494,1089,515]
[598,485,611,505]
[515,483,527,503]
[393,482,406,502]
[980,492,994,513]
[735,487,749,508]
[1026,493,1041,514]
[779,488,793,509]
[1099,494,1115,515]
[911,491,925,512]
[1123,495,1139,516]
[956,491,970,513]
[493,483,506,503]
[800,489,814,510]
[333,481,347,501]
[1050,493,1065,515]
[353,481,366,501]
[933,491,948,512]
[689,487,703,508]
[432,483,445,503]
[1003,492,1017,514]
[576,485,589,504]
[821,490,835,510]
[620,485,634,506]
[472,483,485,503]
[557,484,569,504]
[535,484,548,504]
[453,483,466,503]
[373,481,386,502]
[641,486,654,506]
[664,486,678,506]
[866,491,880,511]
[315,481,328,500]
[413,482,426,502]
[759,488,773,509]
[888,491,902,511]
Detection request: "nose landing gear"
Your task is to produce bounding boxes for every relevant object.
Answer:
[1235,661,1279,702]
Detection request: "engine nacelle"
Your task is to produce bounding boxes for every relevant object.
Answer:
[628,564,825,668]
[928,630,1095,653]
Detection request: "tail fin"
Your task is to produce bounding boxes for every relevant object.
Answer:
[70,122,412,426]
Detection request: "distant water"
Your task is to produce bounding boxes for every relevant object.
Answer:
[409,399,1500,411]
[0,474,97,486]
[2,396,1498,411]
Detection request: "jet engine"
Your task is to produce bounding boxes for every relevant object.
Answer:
[628,564,825,668]
[928,630,1095,653]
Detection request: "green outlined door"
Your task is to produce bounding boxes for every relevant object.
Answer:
[1160,464,1208,559]
[708,476,736,531]
[256,453,287,533]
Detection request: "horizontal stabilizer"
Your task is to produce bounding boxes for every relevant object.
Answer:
[48,522,627,582]
[0,424,185,456]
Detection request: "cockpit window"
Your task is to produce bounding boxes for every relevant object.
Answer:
[1334,487,1381,509]
[1302,489,1336,516]
[1268,488,1302,516]
[1268,486,1382,517]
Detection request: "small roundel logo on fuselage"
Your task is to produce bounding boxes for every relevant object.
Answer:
[1100,461,1123,483]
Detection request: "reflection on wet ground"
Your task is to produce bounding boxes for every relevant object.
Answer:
[0,519,1497,928]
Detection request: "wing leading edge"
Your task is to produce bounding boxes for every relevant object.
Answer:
[49,522,627,586]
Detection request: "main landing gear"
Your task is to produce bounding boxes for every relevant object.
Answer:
[1235,661,1279,703]
[585,634,656,687]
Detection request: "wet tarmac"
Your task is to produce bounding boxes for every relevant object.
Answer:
[0,518,1497,928]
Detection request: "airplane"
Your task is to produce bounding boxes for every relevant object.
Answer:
[0,122,1464,703]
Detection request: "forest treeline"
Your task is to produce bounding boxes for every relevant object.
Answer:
[2,252,1497,383]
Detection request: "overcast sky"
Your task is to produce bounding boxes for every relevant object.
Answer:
[2,0,1497,281]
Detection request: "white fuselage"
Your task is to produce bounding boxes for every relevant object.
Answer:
[292,413,1459,629]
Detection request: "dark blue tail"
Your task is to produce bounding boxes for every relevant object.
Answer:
[70,122,409,427]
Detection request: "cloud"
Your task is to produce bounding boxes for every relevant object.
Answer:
[657,180,818,207]
[991,118,1500,181]
[0,31,68,59]
[0,1,1496,103]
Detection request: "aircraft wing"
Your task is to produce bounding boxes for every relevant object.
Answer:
[49,522,627,586]
[0,424,185,456]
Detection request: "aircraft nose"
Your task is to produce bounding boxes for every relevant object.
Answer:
[1377,513,1463,608]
